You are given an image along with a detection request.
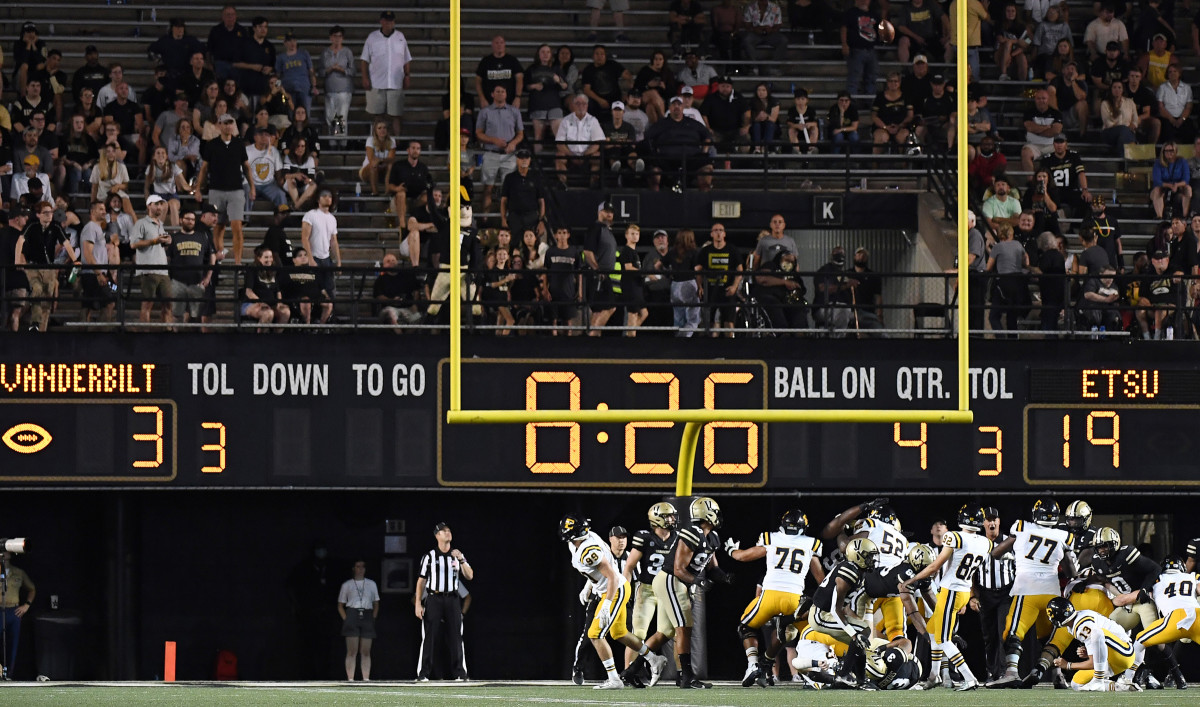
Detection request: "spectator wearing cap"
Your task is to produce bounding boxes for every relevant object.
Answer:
[1020,88,1062,172]
[676,51,718,99]
[12,154,52,203]
[675,86,704,127]
[902,55,933,111]
[15,200,77,332]
[102,82,147,167]
[0,209,30,331]
[73,46,109,104]
[276,32,318,114]
[501,148,546,240]
[131,195,175,325]
[894,0,948,64]
[646,95,713,187]
[97,64,137,112]
[1157,64,1195,144]
[641,228,673,326]
[247,127,289,209]
[555,94,606,189]
[1084,3,1129,62]
[741,0,787,77]
[233,16,276,104]
[476,85,524,213]
[1091,41,1130,110]
[916,74,954,150]
[603,101,641,176]
[153,91,194,150]
[360,11,413,138]
[148,19,204,90]
[669,1,711,59]
[1137,244,1177,339]
[12,22,47,98]
[571,525,629,678]
[1048,61,1089,138]
[207,5,248,82]
[194,112,256,264]
[842,0,881,94]
[621,90,651,140]
[475,36,524,111]
[971,507,1014,683]
[416,522,473,681]
[322,26,356,139]
[701,76,750,153]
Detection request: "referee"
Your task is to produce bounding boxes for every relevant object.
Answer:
[416,521,473,681]
[970,506,1014,683]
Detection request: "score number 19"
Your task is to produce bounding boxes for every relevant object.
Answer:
[893,423,1004,476]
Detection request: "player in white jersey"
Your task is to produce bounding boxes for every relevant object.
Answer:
[727,509,825,687]
[1124,556,1197,688]
[1046,598,1139,691]
[559,515,667,690]
[988,498,1077,688]
[902,504,993,691]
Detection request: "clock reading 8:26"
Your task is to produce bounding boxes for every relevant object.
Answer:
[437,360,769,488]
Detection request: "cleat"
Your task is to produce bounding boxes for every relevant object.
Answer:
[987,669,1021,689]
[593,676,624,690]
[571,666,583,685]
[1168,667,1188,689]
[1147,673,1164,690]
[1020,667,1043,689]
[914,677,941,690]
[742,663,761,687]
[680,677,712,689]
[646,653,667,687]
[1053,668,1070,689]
[620,657,646,688]
[955,678,980,691]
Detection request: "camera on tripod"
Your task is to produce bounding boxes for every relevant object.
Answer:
[0,538,27,555]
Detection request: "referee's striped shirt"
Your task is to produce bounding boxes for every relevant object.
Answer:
[977,534,1015,590]
[420,549,465,593]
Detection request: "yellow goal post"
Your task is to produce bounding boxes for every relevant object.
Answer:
[445,0,973,496]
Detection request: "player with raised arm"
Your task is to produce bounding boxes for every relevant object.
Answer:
[902,505,992,691]
[559,515,667,690]
[849,505,910,649]
[1046,597,1140,691]
[988,498,1077,688]
[726,509,825,687]
[619,502,678,678]
[1122,555,1195,690]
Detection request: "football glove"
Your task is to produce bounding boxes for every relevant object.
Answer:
[695,577,714,593]
[597,601,613,627]
[724,538,741,555]
[861,497,889,513]
[853,630,871,652]
[578,581,593,606]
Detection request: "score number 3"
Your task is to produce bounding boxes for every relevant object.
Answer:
[130,407,228,473]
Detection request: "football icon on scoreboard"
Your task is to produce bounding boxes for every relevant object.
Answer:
[2,423,53,454]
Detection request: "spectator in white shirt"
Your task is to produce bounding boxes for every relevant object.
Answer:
[1157,64,1195,144]
[95,63,137,110]
[359,11,412,137]
[301,188,341,299]
[246,126,288,207]
[555,93,605,188]
[1083,3,1129,61]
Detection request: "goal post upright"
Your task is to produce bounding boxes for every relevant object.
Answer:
[446,2,973,493]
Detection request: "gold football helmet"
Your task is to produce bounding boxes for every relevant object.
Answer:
[906,543,935,571]
[1092,527,1120,559]
[648,502,678,529]
[689,497,722,528]
[1064,500,1093,532]
[846,537,880,570]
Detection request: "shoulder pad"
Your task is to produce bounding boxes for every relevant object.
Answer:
[812,538,823,554]
[580,544,604,567]
[679,526,703,548]
[943,532,960,549]
[758,532,769,548]
[1118,546,1140,565]
[1066,532,1076,547]
[1011,520,1023,534]
[631,530,650,548]
[837,563,861,583]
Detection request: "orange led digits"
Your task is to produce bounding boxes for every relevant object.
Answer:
[703,373,757,474]
[893,423,928,469]
[201,422,226,473]
[1086,411,1120,468]
[132,405,164,468]
[625,373,677,474]
[525,372,580,473]
[977,426,1002,476]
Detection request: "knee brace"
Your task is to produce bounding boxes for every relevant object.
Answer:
[738,623,758,643]
[1003,635,1024,656]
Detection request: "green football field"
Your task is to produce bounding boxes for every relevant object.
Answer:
[0,681,1195,706]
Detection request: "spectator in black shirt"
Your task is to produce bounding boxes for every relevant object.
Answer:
[0,209,30,331]
[103,82,146,165]
[603,101,640,177]
[814,245,857,332]
[374,252,425,329]
[194,113,255,264]
[149,19,206,88]
[475,36,524,110]
[849,246,884,332]
[694,222,742,334]
[581,46,631,122]
[72,46,109,104]
[142,66,175,127]
[701,76,750,153]
[842,0,880,95]
[62,114,99,197]
[669,0,711,57]
[543,225,583,334]
[754,247,807,331]
[167,209,215,323]
[1080,196,1123,269]
[901,55,933,113]
[1079,265,1122,332]
[281,247,332,324]
[787,87,820,153]
[1089,42,1129,110]
[500,149,545,240]
[241,245,289,330]
[387,140,433,228]
[208,5,249,83]
[29,50,67,128]
[646,97,713,188]
[1049,62,1089,138]
[15,200,76,332]
[871,72,913,155]
[11,78,54,135]
[235,17,276,103]
[828,91,860,154]
[917,75,953,150]
[1039,134,1090,218]
[1126,68,1161,145]
[1035,231,1067,331]
[180,52,216,105]
[1136,246,1176,339]
[260,203,296,266]
[12,23,46,97]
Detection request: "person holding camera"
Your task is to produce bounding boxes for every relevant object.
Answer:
[1020,169,1061,236]
[1151,141,1191,219]
[1,551,35,679]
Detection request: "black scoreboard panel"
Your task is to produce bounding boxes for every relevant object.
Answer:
[2,337,1198,491]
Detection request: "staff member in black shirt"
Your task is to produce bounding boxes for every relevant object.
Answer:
[15,200,76,331]
[500,149,545,240]
[416,522,474,681]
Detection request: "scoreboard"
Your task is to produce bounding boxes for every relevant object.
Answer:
[2,336,1198,491]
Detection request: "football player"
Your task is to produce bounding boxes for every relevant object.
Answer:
[864,645,925,690]
[1123,555,1195,690]
[1046,597,1139,691]
[559,515,667,690]
[1064,500,1096,565]
[1046,566,1116,675]
[805,537,879,687]
[902,504,993,691]
[863,544,937,653]
[1186,538,1199,573]
[621,502,678,672]
[988,498,1077,688]
[573,526,631,683]
[849,506,910,648]
[650,496,731,689]
[726,509,825,687]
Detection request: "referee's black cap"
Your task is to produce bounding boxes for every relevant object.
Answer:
[435,521,450,532]
[609,525,627,538]
[984,506,1001,520]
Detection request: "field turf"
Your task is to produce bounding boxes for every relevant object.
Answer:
[0,681,1195,706]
